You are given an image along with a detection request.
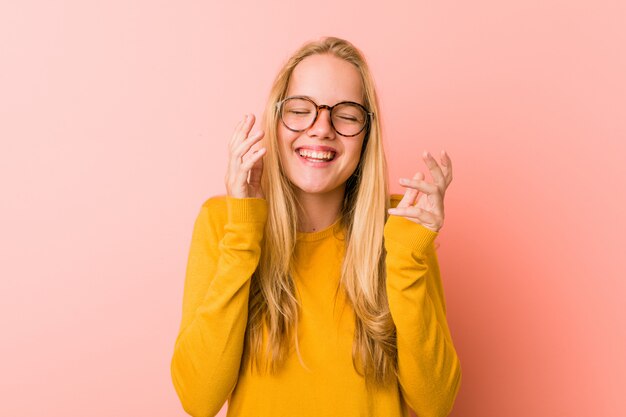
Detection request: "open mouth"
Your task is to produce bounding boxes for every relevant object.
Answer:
[296,148,337,162]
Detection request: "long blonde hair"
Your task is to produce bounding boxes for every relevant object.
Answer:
[245,36,396,386]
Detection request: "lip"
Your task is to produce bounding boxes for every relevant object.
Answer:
[295,145,337,153]
[294,146,337,167]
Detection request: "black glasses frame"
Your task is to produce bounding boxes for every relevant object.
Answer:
[275,95,374,137]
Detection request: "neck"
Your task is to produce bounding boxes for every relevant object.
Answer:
[294,186,345,233]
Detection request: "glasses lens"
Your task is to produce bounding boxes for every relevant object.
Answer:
[281,98,316,131]
[332,103,367,136]
[280,98,369,136]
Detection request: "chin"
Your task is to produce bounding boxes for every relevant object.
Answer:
[294,184,332,195]
[292,179,342,196]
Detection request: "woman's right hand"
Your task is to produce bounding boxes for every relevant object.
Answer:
[225,113,266,199]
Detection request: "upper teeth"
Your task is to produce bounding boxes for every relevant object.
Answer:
[298,149,335,160]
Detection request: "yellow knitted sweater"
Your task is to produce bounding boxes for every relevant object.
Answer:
[171,195,461,417]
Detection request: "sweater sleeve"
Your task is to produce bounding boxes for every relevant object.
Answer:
[383,215,462,417]
[170,196,267,417]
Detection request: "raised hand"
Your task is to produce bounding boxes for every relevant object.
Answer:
[225,114,266,199]
[387,150,453,233]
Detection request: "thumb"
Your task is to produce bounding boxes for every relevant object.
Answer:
[396,171,424,208]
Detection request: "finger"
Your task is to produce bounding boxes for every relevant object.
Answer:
[240,113,256,139]
[388,205,437,221]
[387,206,441,231]
[227,124,256,187]
[229,114,249,148]
[248,149,265,187]
[398,176,439,195]
[242,147,266,167]
[241,137,263,162]
[422,150,447,191]
[237,148,266,184]
[396,172,424,208]
[230,113,257,150]
[234,130,265,160]
[441,150,453,187]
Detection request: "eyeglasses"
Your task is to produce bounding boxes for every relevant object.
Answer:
[275,95,374,137]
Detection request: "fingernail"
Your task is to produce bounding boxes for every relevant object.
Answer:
[399,178,409,184]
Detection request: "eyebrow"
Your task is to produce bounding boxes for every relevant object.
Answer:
[288,94,364,106]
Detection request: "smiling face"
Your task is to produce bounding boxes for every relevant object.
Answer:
[277,53,367,198]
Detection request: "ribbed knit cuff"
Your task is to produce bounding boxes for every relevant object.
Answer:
[383,215,438,254]
[226,197,268,224]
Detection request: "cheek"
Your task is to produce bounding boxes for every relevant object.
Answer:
[346,140,365,167]
[277,127,298,163]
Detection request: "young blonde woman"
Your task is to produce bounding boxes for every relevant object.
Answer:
[170,36,461,417]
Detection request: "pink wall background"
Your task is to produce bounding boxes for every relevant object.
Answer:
[1,1,624,416]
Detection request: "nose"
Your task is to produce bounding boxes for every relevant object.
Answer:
[306,106,336,139]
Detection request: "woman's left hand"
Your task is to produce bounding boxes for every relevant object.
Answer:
[387,150,453,233]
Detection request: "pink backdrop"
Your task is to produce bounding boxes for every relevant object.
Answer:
[1,1,624,416]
